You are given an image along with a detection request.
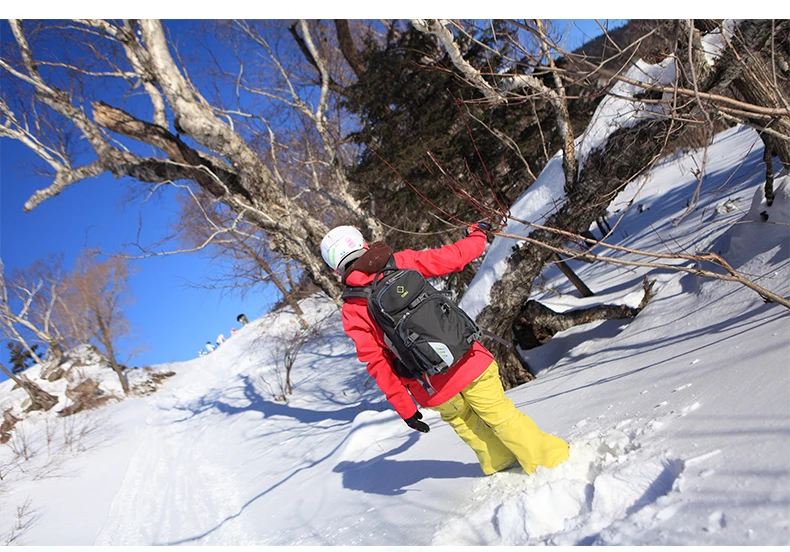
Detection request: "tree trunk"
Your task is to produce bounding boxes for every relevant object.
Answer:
[333,19,366,78]
[108,360,129,394]
[0,317,45,365]
[706,20,790,167]
[0,362,58,412]
[476,118,672,388]
[763,137,776,206]
[739,21,790,168]
[260,262,308,328]
[514,278,655,351]
[551,253,595,297]
[96,317,130,394]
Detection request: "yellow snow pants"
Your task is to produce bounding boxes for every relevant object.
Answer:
[431,361,570,475]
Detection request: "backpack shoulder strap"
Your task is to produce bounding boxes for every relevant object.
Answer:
[341,286,371,302]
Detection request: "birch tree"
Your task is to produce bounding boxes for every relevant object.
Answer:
[0,256,72,371]
[0,19,381,300]
[0,262,59,411]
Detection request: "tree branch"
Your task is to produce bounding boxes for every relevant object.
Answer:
[333,19,366,77]
[23,161,107,212]
[494,223,790,309]
[411,19,504,104]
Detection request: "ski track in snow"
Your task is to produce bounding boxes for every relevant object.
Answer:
[94,380,246,545]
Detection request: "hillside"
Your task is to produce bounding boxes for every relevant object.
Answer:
[0,123,787,546]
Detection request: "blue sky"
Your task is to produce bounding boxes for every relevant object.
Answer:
[550,19,628,50]
[1,137,277,370]
[0,19,626,378]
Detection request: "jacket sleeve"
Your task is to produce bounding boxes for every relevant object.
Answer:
[341,303,418,419]
[394,230,487,279]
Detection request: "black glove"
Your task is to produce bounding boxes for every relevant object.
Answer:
[467,221,492,235]
[404,411,430,433]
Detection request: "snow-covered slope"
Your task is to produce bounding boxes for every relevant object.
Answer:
[0,124,787,546]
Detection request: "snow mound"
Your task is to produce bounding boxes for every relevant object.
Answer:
[725,173,790,266]
[0,344,174,419]
[432,428,684,546]
[335,409,405,465]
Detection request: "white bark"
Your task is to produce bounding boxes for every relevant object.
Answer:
[76,19,169,128]
[0,271,58,365]
[411,19,503,104]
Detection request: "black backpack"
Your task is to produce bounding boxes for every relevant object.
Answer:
[342,256,482,393]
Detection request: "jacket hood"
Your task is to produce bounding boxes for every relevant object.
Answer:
[342,242,394,286]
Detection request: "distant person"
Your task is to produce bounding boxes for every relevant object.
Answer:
[322,224,569,476]
[230,327,237,337]
[199,349,207,357]
[237,314,249,325]
[217,334,226,345]
[205,341,216,353]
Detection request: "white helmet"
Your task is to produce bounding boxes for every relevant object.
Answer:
[321,226,366,271]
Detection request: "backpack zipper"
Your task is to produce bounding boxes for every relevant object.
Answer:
[374,271,421,321]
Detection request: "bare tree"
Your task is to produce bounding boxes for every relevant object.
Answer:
[172,186,310,328]
[0,257,72,371]
[0,19,383,301]
[258,310,330,401]
[60,254,137,393]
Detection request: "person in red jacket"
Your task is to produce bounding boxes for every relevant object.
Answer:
[321,224,570,475]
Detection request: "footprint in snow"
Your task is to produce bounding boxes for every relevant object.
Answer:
[705,511,727,532]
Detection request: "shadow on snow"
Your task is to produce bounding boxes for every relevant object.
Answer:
[333,431,480,496]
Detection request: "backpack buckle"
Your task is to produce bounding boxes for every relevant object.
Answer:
[418,374,436,395]
[408,291,428,310]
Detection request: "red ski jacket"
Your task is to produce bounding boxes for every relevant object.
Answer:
[341,230,495,419]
